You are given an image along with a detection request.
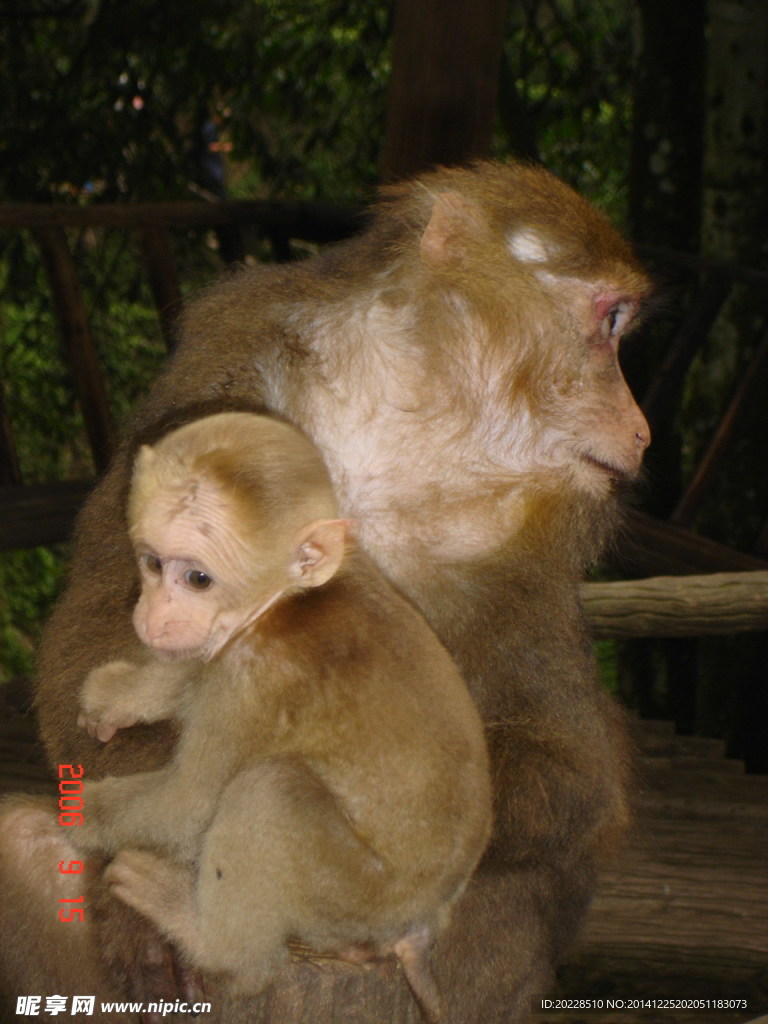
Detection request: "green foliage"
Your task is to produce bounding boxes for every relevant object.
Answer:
[0,547,67,684]
[228,1,392,201]
[499,0,633,222]
[0,0,633,207]
[2,300,91,483]
[1,228,171,479]
[594,639,618,694]
[0,229,171,680]
[0,0,391,204]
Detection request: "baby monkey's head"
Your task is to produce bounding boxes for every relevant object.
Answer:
[128,413,346,661]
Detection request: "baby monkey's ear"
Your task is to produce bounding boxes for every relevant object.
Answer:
[289,519,349,588]
[134,444,157,472]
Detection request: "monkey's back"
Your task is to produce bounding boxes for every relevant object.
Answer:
[212,547,492,917]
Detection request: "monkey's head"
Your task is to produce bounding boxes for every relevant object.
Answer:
[127,413,347,661]
[371,161,653,502]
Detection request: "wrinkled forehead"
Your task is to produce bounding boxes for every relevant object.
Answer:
[131,474,219,528]
[130,476,254,568]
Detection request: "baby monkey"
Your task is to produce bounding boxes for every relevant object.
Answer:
[76,412,492,1021]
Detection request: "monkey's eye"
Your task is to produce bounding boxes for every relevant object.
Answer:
[184,569,213,591]
[139,553,162,575]
[602,303,630,339]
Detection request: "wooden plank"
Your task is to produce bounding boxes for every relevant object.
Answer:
[582,570,768,638]
[0,479,92,551]
[0,200,364,241]
[550,750,768,1023]
[640,761,768,814]
[32,226,115,472]
[612,510,768,576]
[632,722,726,759]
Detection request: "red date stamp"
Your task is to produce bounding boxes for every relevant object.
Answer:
[57,763,84,826]
[57,764,85,923]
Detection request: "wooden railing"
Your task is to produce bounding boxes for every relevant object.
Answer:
[582,570,768,638]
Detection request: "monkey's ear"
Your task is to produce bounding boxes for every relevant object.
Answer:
[134,444,157,472]
[420,191,486,264]
[290,519,348,588]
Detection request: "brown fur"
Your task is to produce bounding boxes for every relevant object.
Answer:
[74,414,490,1020]
[1,160,650,1023]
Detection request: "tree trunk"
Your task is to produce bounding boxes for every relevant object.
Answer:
[622,1,709,741]
[701,0,768,266]
[629,0,707,252]
[380,0,508,181]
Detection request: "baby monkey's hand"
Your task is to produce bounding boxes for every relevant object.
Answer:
[78,660,142,742]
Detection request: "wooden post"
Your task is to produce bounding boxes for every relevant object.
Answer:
[33,226,115,473]
[138,225,183,350]
[672,327,768,526]
[0,382,22,484]
[380,0,509,181]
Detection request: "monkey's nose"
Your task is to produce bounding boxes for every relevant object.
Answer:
[145,620,171,641]
[633,408,651,450]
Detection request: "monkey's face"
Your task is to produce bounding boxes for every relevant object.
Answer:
[528,281,650,495]
[130,485,282,661]
[446,223,652,501]
[132,548,233,661]
[312,185,651,531]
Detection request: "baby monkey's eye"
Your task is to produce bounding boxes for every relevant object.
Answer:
[184,569,213,591]
[140,553,162,575]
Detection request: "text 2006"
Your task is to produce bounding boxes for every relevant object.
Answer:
[57,764,85,923]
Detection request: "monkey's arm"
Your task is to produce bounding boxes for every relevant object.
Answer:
[78,659,190,743]
[75,760,219,862]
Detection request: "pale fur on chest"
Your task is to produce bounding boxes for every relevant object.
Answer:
[265,299,587,570]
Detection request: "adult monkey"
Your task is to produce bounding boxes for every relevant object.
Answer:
[9,161,650,1023]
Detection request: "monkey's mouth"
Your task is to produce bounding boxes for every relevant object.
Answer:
[151,645,200,663]
[579,452,632,481]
